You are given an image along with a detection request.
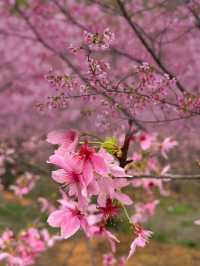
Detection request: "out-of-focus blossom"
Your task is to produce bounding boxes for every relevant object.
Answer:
[10,172,40,197]
[118,256,126,266]
[160,137,178,158]
[132,152,142,162]
[0,227,61,266]
[103,253,116,266]
[38,197,55,214]
[132,200,159,224]
[139,133,156,150]
[194,219,200,225]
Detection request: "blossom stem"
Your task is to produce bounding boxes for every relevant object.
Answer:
[121,204,132,224]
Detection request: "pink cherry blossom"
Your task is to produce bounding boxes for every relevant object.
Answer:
[20,228,46,253]
[132,200,159,224]
[37,197,55,214]
[127,226,153,259]
[97,177,132,206]
[49,153,92,205]
[89,224,120,253]
[132,177,169,196]
[118,256,126,266]
[98,148,127,177]
[103,253,116,266]
[40,229,62,247]
[139,133,156,150]
[132,152,142,162]
[78,144,109,182]
[47,201,88,239]
[47,129,78,154]
[98,198,119,220]
[10,172,40,197]
[0,229,14,249]
[0,227,59,266]
[160,137,178,158]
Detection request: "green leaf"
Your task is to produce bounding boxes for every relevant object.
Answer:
[101,137,121,156]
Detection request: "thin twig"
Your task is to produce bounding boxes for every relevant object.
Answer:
[122,174,200,181]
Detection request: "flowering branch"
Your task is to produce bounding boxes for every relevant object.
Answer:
[116,0,186,93]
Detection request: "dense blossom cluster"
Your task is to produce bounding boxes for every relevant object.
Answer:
[46,128,177,261]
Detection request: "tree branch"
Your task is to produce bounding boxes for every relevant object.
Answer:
[16,5,145,131]
[123,174,200,181]
[116,0,186,93]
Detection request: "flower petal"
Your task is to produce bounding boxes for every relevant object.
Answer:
[52,169,68,183]
[61,217,80,239]
[91,154,108,176]
[114,192,133,205]
[47,210,69,227]
[83,160,93,185]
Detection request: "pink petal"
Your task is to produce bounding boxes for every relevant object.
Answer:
[127,240,137,260]
[115,178,129,188]
[91,154,108,176]
[105,229,120,243]
[83,160,93,185]
[47,131,66,144]
[110,165,126,177]
[137,235,146,247]
[47,210,69,227]
[48,154,67,170]
[87,180,99,195]
[97,192,107,206]
[47,129,78,149]
[52,169,68,183]
[114,192,133,205]
[61,217,80,239]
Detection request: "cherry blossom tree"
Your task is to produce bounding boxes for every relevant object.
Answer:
[0,0,200,265]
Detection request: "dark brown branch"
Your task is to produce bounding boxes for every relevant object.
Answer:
[119,121,135,167]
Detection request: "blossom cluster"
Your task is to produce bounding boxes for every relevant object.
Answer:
[10,171,40,198]
[0,228,61,266]
[46,128,177,262]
